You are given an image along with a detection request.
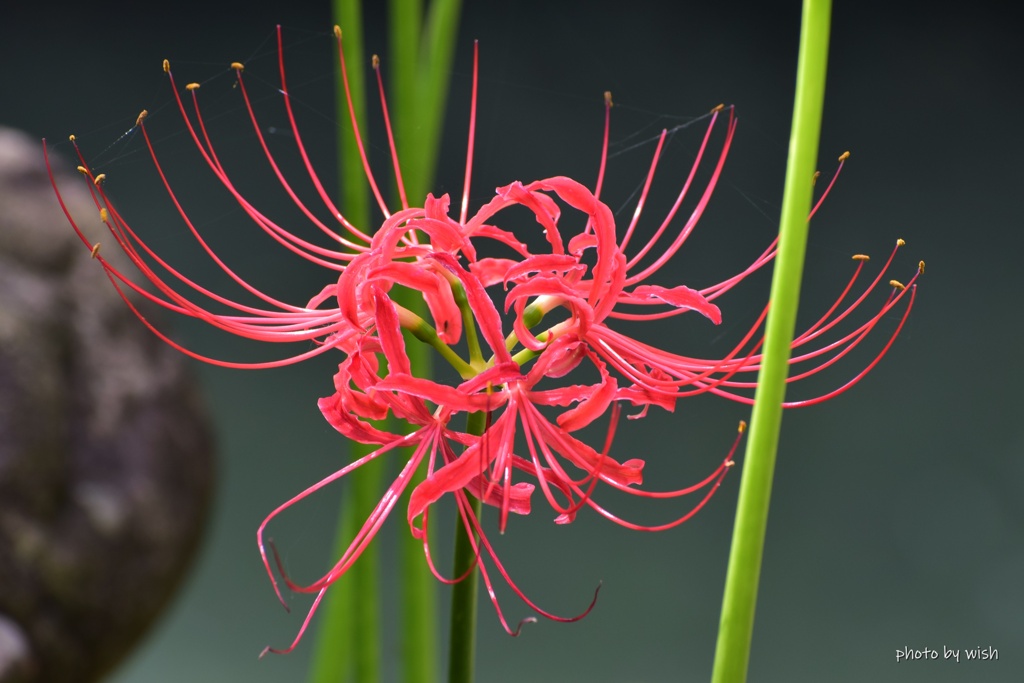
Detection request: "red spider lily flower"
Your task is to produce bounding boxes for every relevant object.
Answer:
[45,22,920,655]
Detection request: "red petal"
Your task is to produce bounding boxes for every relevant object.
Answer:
[470,258,519,287]
[626,284,722,324]
[376,374,508,413]
[319,394,398,445]
[496,181,565,254]
[372,285,412,375]
[370,261,463,344]
[430,253,513,363]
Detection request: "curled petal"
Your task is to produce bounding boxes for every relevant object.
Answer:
[466,478,534,516]
[496,181,565,254]
[506,276,594,350]
[566,231,597,257]
[503,254,585,285]
[458,361,523,393]
[369,261,462,344]
[319,393,398,445]
[336,252,376,328]
[429,252,513,363]
[417,195,478,260]
[470,258,519,287]
[616,383,677,414]
[524,177,625,318]
[371,206,432,257]
[376,373,509,413]
[469,223,532,257]
[555,375,617,433]
[372,285,412,375]
[527,336,586,379]
[623,284,722,324]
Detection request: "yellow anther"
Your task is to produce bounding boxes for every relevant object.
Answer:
[896,238,906,247]
[711,103,725,113]
[604,91,613,107]
[69,134,76,142]
[334,25,342,39]
[812,170,821,186]
[838,151,850,162]
[889,279,906,290]
[738,420,747,434]
[372,54,380,69]
[186,82,200,91]
[725,460,736,467]
[93,173,106,186]
[231,62,244,71]
[163,59,170,73]
[90,243,101,258]
[136,110,148,126]
[99,208,109,222]
[919,260,926,274]
[852,254,870,261]
[76,165,88,175]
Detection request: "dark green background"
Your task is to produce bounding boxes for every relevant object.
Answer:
[4,1,1021,681]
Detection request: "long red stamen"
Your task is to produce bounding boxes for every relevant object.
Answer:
[592,91,613,204]
[64,140,338,329]
[223,67,372,249]
[625,107,735,283]
[332,25,391,219]
[372,54,409,212]
[618,128,667,254]
[459,41,480,226]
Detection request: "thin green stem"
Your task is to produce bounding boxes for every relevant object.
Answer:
[451,281,484,366]
[710,2,831,683]
[508,319,573,367]
[502,296,559,353]
[447,410,487,683]
[400,304,475,378]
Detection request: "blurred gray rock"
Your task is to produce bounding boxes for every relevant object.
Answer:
[0,127,215,682]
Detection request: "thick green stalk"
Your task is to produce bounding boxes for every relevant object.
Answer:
[309,2,376,682]
[447,410,487,683]
[386,7,436,681]
[710,1,831,682]
[392,301,436,683]
[388,3,463,682]
[313,3,462,681]
[390,0,464,202]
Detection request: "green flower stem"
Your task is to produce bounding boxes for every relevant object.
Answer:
[710,1,831,682]
[393,289,437,683]
[310,2,377,683]
[398,304,476,379]
[508,319,573,367]
[317,2,464,680]
[447,409,488,683]
[390,0,464,205]
[503,296,561,352]
[450,281,484,366]
[390,1,463,680]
